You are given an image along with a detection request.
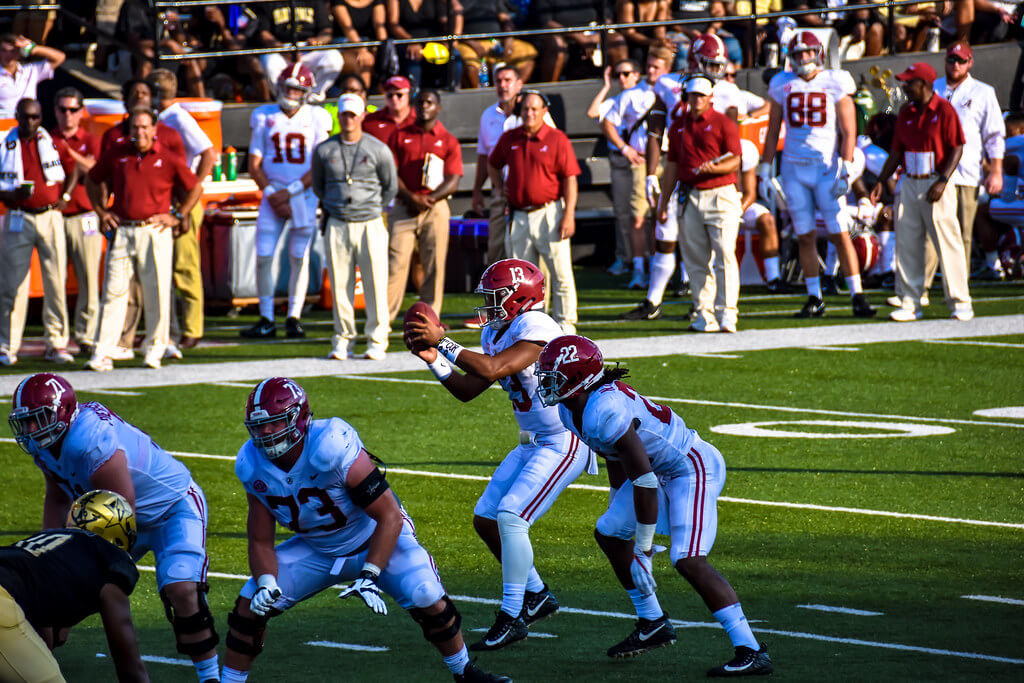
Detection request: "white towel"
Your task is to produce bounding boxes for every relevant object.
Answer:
[0,127,65,191]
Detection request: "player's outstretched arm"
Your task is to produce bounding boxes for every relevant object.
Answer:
[98,583,150,682]
[246,494,279,580]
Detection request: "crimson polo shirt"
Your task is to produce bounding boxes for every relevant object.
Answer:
[51,127,100,215]
[488,124,581,209]
[363,108,416,145]
[88,140,198,220]
[389,119,463,195]
[16,133,62,210]
[667,106,741,189]
[891,94,965,173]
[100,120,186,161]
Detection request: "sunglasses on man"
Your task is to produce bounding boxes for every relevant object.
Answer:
[946,55,969,64]
[57,106,82,114]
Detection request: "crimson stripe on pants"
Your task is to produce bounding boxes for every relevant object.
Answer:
[521,435,579,523]
[186,484,210,582]
[684,448,707,557]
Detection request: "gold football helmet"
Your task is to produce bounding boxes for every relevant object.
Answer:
[67,490,137,552]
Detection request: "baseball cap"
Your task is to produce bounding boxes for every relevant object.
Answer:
[947,42,973,61]
[685,76,714,96]
[384,75,411,91]
[895,62,937,84]
[338,93,365,116]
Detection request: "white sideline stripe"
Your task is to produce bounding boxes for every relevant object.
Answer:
[340,374,503,389]
[797,604,884,616]
[681,352,742,359]
[141,655,192,667]
[922,339,1024,349]
[133,567,1021,665]
[802,346,860,352]
[82,389,145,396]
[209,381,259,388]
[962,594,1024,606]
[306,641,390,652]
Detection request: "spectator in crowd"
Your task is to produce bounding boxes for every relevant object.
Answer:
[115,0,187,83]
[387,89,464,321]
[312,93,397,359]
[50,87,103,357]
[85,108,203,371]
[386,0,464,88]
[534,0,608,82]
[12,0,58,46]
[488,90,581,333]
[194,5,267,101]
[832,0,887,58]
[606,0,670,67]
[725,62,770,119]
[667,1,741,68]
[969,0,1016,44]
[456,0,538,86]
[363,74,416,142]
[255,0,345,102]
[331,0,389,90]
[0,98,74,366]
[657,76,742,333]
[0,33,64,118]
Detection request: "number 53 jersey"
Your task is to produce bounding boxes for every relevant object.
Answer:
[235,417,376,557]
[558,380,698,479]
[768,69,855,164]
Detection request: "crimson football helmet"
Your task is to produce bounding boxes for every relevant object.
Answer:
[277,62,316,111]
[9,373,78,451]
[535,335,605,407]
[788,31,824,77]
[688,33,728,80]
[245,377,313,459]
[998,226,1024,279]
[474,258,545,328]
[850,228,880,272]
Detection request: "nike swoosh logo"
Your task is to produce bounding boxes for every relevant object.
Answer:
[637,624,664,641]
[525,596,548,617]
[723,663,753,672]
[483,635,506,647]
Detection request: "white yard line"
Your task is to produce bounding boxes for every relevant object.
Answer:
[802,346,861,352]
[961,595,1024,606]
[797,604,884,616]
[81,389,145,396]
[922,339,1024,349]
[306,641,390,652]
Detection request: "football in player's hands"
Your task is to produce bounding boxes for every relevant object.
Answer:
[403,301,441,352]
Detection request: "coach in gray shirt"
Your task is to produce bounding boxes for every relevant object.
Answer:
[313,93,398,360]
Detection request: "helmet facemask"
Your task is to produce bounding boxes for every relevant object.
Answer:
[474,286,515,328]
[535,362,604,407]
[9,402,76,451]
[245,404,308,459]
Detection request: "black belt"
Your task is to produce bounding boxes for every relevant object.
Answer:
[20,204,59,215]
[512,202,553,213]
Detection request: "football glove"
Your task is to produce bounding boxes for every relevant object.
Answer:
[831,161,852,199]
[756,162,774,202]
[250,574,282,616]
[339,569,387,615]
[645,174,660,207]
[630,548,657,597]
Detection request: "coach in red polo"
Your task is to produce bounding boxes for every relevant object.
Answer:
[364,75,416,144]
[84,108,202,371]
[869,61,972,322]
[657,75,742,333]
[386,88,463,321]
[488,90,581,333]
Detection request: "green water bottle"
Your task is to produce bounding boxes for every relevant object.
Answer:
[212,156,223,181]
[224,146,238,181]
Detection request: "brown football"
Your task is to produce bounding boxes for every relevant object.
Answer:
[403,302,440,352]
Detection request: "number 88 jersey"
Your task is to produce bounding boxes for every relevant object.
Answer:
[768,69,856,164]
[249,103,333,186]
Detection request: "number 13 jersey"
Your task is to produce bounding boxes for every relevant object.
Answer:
[768,69,855,164]
[249,103,333,186]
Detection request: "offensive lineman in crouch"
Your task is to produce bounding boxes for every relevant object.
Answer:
[9,373,220,683]
[405,259,596,650]
[760,31,875,319]
[241,63,333,340]
[222,377,511,683]
[534,336,773,676]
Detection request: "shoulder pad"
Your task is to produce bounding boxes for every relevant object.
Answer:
[235,443,258,483]
[307,418,362,473]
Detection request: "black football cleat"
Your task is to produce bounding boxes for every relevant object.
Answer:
[764,278,792,294]
[851,293,876,318]
[285,316,306,338]
[606,613,676,658]
[821,274,841,295]
[469,611,528,651]
[240,317,276,338]
[454,661,512,683]
[673,280,690,297]
[794,296,825,318]
[707,643,774,677]
[521,584,559,625]
[620,299,662,321]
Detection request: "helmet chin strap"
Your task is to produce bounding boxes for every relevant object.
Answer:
[278,95,303,111]
[797,61,818,78]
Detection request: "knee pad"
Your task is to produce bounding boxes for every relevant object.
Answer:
[160,584,220,656]
[496,510,531,535]
[409,595,461,643]
[225,595,269,657]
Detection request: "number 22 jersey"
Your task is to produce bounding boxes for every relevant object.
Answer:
[768,69,855,164]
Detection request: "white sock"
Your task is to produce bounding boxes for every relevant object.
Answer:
[220,666,249,683]
[497,511,532,617]
[256,256,274,320]
[879,231,896,272]
[632,256,646,275]
[525,569,545,593]
[627,588,663,621]
[846,274,862,295]
[712,602,759,650]
[258,297,274,321]
[287,253,310,319]
[825,243,840,275]
[193,655,218,682]
[763,256,780,282]
[986,250,1000,268]
[443,646,471,675]
[805,276,822,299]
[646,252,675,307]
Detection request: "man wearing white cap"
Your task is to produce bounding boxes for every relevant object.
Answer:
[312,93,397,360]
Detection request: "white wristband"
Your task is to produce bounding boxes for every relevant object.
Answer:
[361,562,381,578]
[632,471,658,489]
[263,184,277,196]
[287,180,305,196]
[436,337,465,363]
[427,356,453,381]
[635,523,656,553]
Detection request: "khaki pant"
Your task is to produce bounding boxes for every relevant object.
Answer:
[0,585,65,682]
[325,215,390,353]
[0,209,68,356]
[507,200,577,332]
[387,200,450,321]
[679,185,742,328]
[172,202,205,338]
[894,176,971,313]
[93,222,174,362]
[64,212,103,345]
[609,150,634,263]
[485,192,507,264]
[923,184,980,288]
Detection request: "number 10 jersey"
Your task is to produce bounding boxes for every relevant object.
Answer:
[768,69,856,164]
[249,103,333,186]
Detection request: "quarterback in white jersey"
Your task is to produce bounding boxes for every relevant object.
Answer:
[535,337,773,676]
[9,373,220,681]
[242,62,333,342]
[405,258,595,652]
[761,31,875,320]
[223,377,510,683]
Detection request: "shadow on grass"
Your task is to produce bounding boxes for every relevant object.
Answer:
[731,466,1024,478]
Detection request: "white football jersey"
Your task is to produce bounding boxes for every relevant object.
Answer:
[557,380,697,479]
[235,418,376,557]
[711,79,744,117]
[249,104,333,186]
[740,138,759,172]
[769,69,855,163]
[481,310,566,436]
[653,73,687,125]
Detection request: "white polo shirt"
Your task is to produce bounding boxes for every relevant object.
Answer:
[157,102,214,172]
[607,81,656,153]
[934,74,1005,187]
[477,101,557,158]
[0,60,53,117]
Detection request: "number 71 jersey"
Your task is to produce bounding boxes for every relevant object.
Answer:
[768,69,855,164]
[249,103,333,186]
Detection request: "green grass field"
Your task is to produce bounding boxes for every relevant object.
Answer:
[1,271,1022,682]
